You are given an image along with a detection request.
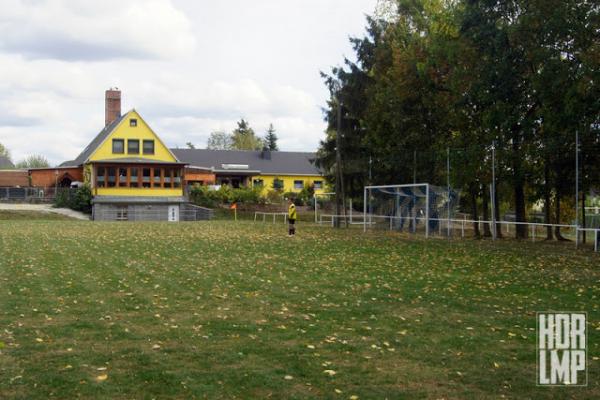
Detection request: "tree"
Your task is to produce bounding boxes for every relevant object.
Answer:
[186,142,196,149]
[263,123,279,150]
[207,131,232,150]
[0,143,11,160]
[231,119,262,150]
[16,154,49,168]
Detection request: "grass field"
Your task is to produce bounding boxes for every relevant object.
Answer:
[0,219,598,399]
[0,210,75,221]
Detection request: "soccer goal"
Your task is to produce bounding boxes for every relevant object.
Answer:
[314,192,336,223]
[314,192,357,226]
[363,183,460,237]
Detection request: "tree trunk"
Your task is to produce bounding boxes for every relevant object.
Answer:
[482,189,492,237]
[470,184,480,238]
[554,192,568,241]
[512,139,528,239]
[544,164,553,240]
[494,184,503,238]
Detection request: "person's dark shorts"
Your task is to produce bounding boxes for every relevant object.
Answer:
[289,219,296,225]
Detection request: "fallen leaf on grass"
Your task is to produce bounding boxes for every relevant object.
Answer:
[323,369,337,376]
[96,374,108,382]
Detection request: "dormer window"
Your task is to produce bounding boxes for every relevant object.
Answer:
[112,139,124,154]
[128,139,140,154]
[130,118,137,127]
[143,140,155,155]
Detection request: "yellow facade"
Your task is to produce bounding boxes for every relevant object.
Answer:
[95,188,183,197]
[251,175,328,195]
[87,110,183,198]
[89,110,177,163]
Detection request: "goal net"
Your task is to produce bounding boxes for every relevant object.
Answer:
[364,183,460,236]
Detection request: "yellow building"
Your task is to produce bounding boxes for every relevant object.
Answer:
[61,89,328,220]
[171,148,328,195]
[63,89,188,221]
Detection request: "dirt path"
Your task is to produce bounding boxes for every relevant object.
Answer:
[0,203,90,220]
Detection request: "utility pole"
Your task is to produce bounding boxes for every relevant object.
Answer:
[447,147,451,238]
[491,140,497,240]
[334,95,345,228]
[575,130,579,248]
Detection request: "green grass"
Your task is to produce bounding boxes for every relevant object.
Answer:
[0,210,75,221]
[0,220,598,399]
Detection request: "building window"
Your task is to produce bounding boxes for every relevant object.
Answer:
[118,168,128,187]
[116,206,128,221]
[173,169,181,188]
[143,140,155,155]
[130,168,139,188]
[272,178,284,191]
[112,139,124,154]
[164,168,172,188]
[130,118,137,127]
[128,139,139,154]
[97,167,106,187]
[253,179,264,188]
[153,168,162,187]
[94,165,182,190]
[314,180,323,190]
[107,167,116,187]
[142,168,151,188]
[294,180,304,190]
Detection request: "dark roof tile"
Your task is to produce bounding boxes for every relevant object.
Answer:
[171,149,321,176]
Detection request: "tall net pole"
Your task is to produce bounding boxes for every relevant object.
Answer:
[576,130,580,248]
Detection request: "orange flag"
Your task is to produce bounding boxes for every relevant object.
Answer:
[229,203,237,209]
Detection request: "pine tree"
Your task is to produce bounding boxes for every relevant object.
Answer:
[264,124,279,151]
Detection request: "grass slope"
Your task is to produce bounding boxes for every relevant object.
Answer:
[0,210,75,221]
[0,221,598,399]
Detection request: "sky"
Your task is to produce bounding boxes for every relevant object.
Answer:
[0,0,378,165]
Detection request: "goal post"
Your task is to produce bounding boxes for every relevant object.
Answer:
[314,192,336,223]
[363,183,460,237]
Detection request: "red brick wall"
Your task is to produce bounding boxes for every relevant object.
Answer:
[184,168,215,185]
[0,170,29,187]
[30,168,84,188]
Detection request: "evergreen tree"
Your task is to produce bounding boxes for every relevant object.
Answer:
[263,124,279,151]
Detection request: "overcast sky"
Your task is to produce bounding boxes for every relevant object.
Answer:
[0,0,377,165]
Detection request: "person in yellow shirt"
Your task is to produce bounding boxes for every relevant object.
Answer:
[287,198,297,236]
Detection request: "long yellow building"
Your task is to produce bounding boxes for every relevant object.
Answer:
[58,88,328,221]
[171,148,327,195]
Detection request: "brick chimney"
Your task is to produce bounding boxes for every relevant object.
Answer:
[105,88,121,126]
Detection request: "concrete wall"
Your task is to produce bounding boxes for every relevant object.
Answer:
[93,203,172,221]
[93,202,213,221]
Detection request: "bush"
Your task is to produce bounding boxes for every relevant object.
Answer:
[265,190,283,205]
[190,185,220,208]
[191,185,263,207]
[53,185,92,214]
[231,186,262,204]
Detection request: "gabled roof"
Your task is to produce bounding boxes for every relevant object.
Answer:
[0,155,14,169]
[171,149,321,176]
[68,113,128,167]
[64,110,179,167]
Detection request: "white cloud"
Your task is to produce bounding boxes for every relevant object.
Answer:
[0,0,196,60]
[0,0,377,165]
